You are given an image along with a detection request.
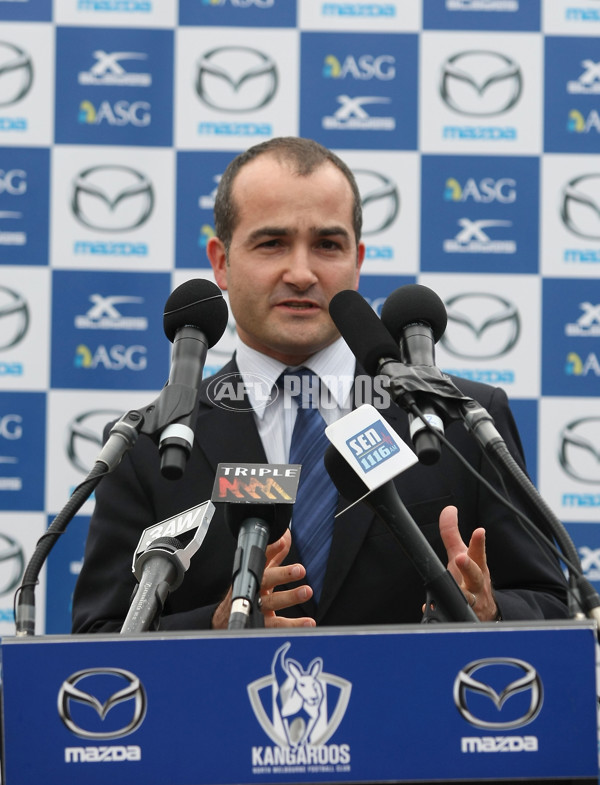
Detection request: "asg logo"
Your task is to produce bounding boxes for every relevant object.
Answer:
[58,668,147,740]
[444,177,516,204]
[74,294,148,331]
[443,218,515,254]
[454,658,543,730]
[322,95,395,131]
[440,50,522,116]
[353,169,399,235]
[198,224,215,249]
[0,42,33,107]
[565,352,600,377]
[559,417,600,484]
[0,532,24,596]
[195,46,278,112]
[0,169,26,195]
[560,174,600,240]
[0,285,29,350]
[441,293,520,360]
[248,642,351,750]
[566,59,600,95]
[66,409,123,473]
[71,166,154,232]
[78,99,151,127]
[323,54,395,81]
[74,344,148,372]
[567,109,600,135]
[78,50,152,87]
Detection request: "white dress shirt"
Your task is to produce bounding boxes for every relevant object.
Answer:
[235,337,356,464]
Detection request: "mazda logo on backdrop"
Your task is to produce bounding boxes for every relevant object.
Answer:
[57,668,147,740]
[66,410,123,473]
[195,46,278,112]
[454,658,543,730]
[559,417,600,484]
[0,533,25,596]
[71,166,154,232]
[441,293,520,359]
[560,174,600,241]
[353,169,400,235]
[0,285,29,350]
[0,41,33,107]
[440,50,522,116]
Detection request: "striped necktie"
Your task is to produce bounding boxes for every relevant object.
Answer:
[281,368,338,603]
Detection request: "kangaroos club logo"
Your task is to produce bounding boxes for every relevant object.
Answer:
[248,643,352,772]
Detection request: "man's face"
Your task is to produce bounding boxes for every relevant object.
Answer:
[208,155,364,366]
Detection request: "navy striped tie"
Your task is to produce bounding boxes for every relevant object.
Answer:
[281,368,338,603]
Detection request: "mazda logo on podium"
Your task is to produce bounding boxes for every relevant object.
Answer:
[58,667,147,739]
[454,657,543,730]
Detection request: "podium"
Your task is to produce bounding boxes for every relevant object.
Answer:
[1,620,598,784]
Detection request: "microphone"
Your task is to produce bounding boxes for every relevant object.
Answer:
[323,444,478,624]
[329,289,401,377]
[121,500,215,634]
[380,284,448,465]
[121,537,190,634]
[329,289,449,465]
[160,279,229,480]
[226,503,292,630]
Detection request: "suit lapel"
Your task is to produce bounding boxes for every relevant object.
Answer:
[195,358,268,469]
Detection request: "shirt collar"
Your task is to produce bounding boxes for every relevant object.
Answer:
[235,337,356,420]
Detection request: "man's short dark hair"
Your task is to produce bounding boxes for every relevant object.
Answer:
[213,137,363,253]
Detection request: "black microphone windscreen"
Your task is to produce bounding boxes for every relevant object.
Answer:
[163,279,229,346]
[380,284,447,344]
[225,503,292,543]
[324,444,370,504]
[329,290,401,376]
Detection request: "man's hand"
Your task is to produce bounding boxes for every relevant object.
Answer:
[212,529,316,629]
[438,505,500,622]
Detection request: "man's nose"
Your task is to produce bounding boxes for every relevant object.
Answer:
[282,247,319,289]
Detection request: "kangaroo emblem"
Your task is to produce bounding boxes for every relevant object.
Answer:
[273,643,327,747]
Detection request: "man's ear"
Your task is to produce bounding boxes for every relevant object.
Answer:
[355,241,366,287]
[206,236,228,291]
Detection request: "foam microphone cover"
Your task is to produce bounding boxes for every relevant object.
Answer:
[380,284,447,344]
[163,278,229,346]
[329,289,401,376]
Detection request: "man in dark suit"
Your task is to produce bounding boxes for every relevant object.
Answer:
[72,137,568,634]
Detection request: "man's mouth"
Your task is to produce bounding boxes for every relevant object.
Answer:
[280,301,319,310]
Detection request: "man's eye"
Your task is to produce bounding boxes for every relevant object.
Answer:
[319,239,341,250]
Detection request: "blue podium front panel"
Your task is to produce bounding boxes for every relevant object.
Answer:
[1,622,597,784]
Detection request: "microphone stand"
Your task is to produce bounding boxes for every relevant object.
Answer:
[15,384,199,637]
[378,358,600,629]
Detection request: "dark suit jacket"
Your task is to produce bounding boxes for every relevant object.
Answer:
[72,360,568,633]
